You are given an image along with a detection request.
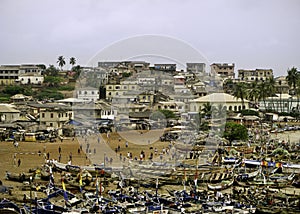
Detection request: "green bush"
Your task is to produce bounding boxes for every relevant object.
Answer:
[240,109,259,116]
[57,85,75,91]
[223,122,248,143]
[34,89,64,100]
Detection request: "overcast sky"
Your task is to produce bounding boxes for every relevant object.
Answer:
[0,0,299,76]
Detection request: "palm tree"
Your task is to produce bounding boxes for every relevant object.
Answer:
[277,80,286,112]
[266,77,276,111]
[233,82,247,109]
[258,81,268,111]
[70,57,76,69]
[286,67,299,94]
[212,104,227,118]
[200,102,212,119]
[247,82,260,108]
[57,56,66,71]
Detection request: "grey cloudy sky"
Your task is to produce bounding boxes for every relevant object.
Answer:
[0,0,299,76]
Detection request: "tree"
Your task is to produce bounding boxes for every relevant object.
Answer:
[70,57,76,68]
[44,76,62,87]
[286,67,299,93]
[265,77,276,111]
[35,89,64,100]
[258,81,269,111]
[233,82,247,109]
[200,102,212,119]
[158,109,176,119]
[223,122,248,143]
[72,65,81,79]
[44,65,59,76]
[246,81,260,108]
[212,104,226,118]
[57,56,66,71]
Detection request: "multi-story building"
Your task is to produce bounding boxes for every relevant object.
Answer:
[238,68,273,82]
[28,103,73,129]
[186,63,206,74]
[174,75,189,93]
[274,76,289,94]
[154,64,176,72]
[210,63,235,79]
[98,61,120,68]
[76,87,99,102]
[17,74,44,85]
[0,65,20,85]
[105,80,139,101]
[0,64,44,85]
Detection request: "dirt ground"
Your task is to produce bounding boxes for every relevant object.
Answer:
[0,130,173,199]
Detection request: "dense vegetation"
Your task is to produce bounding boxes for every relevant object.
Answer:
[223,122,248,143]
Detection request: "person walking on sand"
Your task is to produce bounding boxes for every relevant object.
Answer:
[17,159,21,167]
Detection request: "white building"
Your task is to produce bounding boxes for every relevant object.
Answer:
[17,74,44,85]
[189,92,249,112]
[259,93,299,113]
[76,87,99,102]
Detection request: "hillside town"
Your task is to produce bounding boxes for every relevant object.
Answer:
[0,59,299,135]
[0,57,300,213]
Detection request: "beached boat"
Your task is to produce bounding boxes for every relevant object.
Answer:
[52,161,68,172]
[208,172,233,183]
[0,199,22,214]
[207,179,234,191]
[235,168,260,181]
[5,172,34,182]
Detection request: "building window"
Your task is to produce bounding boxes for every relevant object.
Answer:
[50,123,53,127]
[92,91,94,95]
[84,91,87,95]
[50,113,53,118]
[42,113,45,118]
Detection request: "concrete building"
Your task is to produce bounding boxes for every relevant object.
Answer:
[155,101,186,113]
[189,92,249,112]
[154,64,176,72]
[105,80,139,102]
[0,64,44,85]
[174,75,189,93]
[28,103,73,129]
[275,76,290,94]
[76,87,99,102]
[238,68,273,82]
[0,104,20,123]
[186,63,206,74]
[0,65,19,85]
[210,63,235,79]
[259,93,299,113]
[17,74,44,85]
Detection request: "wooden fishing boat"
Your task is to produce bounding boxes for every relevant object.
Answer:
[5,172,34,182]
[0,199,22,214]
[235,168,260,181]
[52,161,68,172]
[208,172,233,183]
[207,179,234,191]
